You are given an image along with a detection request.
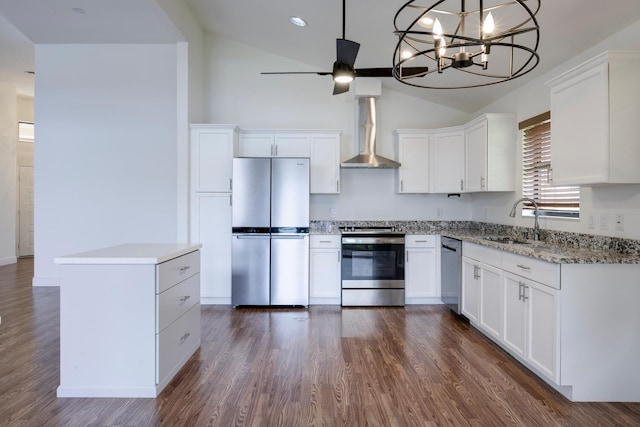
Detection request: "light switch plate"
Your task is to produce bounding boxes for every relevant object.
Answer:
[600,214,609,230]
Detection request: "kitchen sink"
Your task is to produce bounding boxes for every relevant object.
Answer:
[483,236,531,245]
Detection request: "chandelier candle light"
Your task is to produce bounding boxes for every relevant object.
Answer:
[392,0,540,88]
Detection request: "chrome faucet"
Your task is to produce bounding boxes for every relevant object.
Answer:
[509,197,540,241]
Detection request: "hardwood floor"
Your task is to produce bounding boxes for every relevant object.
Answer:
[1,259,639,426]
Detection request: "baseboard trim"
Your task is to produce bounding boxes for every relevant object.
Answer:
[0,256,17,267]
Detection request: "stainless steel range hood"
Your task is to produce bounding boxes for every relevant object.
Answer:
[341,96,401,169]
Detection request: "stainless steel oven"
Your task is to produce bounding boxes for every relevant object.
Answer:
[340,227,405,306]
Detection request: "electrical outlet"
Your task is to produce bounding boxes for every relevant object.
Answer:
[587,213,595,229]
[330,208,336,218]
[436,208,443,218]
[600,214,609,231]
[615,214,624,232]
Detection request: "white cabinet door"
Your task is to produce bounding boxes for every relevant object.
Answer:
[396,132,430,193]
[502,272,559,383]
[461,256,480,323]
[238,133,274,157]
[191,193,232,303]
[190,125,236,192]
[431,128,465,193]
[549,62,609,185]
[310,235,341,304]
[310,133,341,194]
[502,273,526,358]
[274,134,310,157]
[405,247,438,302]
[478,263,502,341]
[464,120,487,192]
[526,279,559,383]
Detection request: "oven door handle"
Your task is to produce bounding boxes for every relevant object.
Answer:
[341,237,405,244]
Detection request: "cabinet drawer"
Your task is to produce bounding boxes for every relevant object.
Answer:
[157,273,200,333]
[502,251,560,289]
[463,242,502,268]
[310,235,341,248]
[405,234,437,248]
[156,250,200,293]
[156,303,200,384]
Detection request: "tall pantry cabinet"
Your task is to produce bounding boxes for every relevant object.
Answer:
[190,124,238,304]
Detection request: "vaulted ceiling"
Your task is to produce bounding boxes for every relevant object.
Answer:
[2,0,640,111]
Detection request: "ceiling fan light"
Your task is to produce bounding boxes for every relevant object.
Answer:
[334,73,354,83]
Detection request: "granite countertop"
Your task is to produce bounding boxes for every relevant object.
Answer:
[310,220,640,265]
[441,230,640,264]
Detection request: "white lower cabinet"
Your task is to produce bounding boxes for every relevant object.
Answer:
[405,235,440,304]
[309,235,341,304]
[191,192,232,304]
[461,257,480,323]
[503,272,559,383]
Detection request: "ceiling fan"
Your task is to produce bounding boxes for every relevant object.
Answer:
[261,0,428,95]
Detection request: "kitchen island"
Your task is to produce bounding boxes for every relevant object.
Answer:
[55,243,202,398]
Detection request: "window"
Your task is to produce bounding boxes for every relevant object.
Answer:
[19,121,34,143]
[520,112,579,218]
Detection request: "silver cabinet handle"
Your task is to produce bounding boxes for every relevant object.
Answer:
[415,240,427,243]
[179,295,191,303]
[319,240,332,243]
[179,266,191,273]
[480,176,485,189]
[518,281,524,301]
[460,179,464,191]
[336,180,340,192]
[406,250,409,262]
[516,264,531,270]
[229,178,233,191]
[274,144,278,156]
[522,285,529,302]
[180,332,191,342]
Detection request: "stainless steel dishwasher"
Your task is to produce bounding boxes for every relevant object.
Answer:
[440,237,462,314]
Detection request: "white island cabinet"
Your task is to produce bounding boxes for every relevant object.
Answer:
[55,243,202,398]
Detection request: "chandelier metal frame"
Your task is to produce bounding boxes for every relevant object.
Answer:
[392,0,541,89]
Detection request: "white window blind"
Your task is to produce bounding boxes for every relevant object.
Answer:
[520,112,580,218]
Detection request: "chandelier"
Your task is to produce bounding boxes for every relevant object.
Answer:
[392,0,540,89]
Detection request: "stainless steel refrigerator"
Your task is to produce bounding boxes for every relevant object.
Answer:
[231,157,310,307]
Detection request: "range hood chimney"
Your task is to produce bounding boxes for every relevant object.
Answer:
[341,96,401,169]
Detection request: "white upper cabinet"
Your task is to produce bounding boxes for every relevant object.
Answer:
[394,130,430,193]
[431,127,465,193]
[190,125,238,192]
[239,131,311,157]
[309,133,341,194]
[547,51,640,185]
[464,114,516,192]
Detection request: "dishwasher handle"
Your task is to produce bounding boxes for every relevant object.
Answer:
[441,244,459,252]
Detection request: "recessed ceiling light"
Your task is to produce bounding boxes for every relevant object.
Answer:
[289,16,307,27]
[72,7,86,14]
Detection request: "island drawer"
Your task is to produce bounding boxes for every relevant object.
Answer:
[156,250,200,293]
[156,273,200,333]
[156,303,200,385]
[502,251,560,289]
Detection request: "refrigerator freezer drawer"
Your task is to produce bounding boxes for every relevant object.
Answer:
[270,234,309,306]
[231,234,270,306]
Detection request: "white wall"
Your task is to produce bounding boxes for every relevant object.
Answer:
[473,18,640,240]
[0,82,17,266]
[204,34,475,221]
[34,44,181,286]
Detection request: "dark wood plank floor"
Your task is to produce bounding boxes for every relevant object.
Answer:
[1,259,639,426]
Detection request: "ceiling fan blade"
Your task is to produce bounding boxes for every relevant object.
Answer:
[355,67,430,78]
[261,71,332,76]
[336,39,360,67]
[333,81,350,95]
